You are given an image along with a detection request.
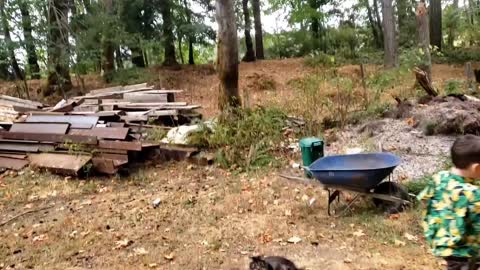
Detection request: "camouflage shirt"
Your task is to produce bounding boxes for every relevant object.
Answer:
[417,171,480,258]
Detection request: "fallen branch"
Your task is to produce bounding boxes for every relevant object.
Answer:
[414,67,438,97]
[0,206,53,227]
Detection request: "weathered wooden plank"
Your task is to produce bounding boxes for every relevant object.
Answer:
[9,123,70,135]
[0,153,27,159]
[0,143,39,152]
[94,153,128,163]
[0,131,97,145]
[99,140,142,151]
[0,95,43,107]
[0,157,28,170]
[123,93,168,103]
[92,158,117,175]
[69,127,129,140]
[25,115,99,129]
[29,153,92,175]
[87,83,149,95]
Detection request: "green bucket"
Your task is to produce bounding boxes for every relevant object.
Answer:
[299,137,324,177]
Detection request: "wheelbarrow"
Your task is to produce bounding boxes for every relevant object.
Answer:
[281,152,411,216]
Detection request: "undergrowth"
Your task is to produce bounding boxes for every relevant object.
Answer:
[188,107,287,171]
[104,67,155,85]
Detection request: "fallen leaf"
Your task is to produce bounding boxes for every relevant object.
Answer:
[405,117,416,127]
[114,239,134,250]
[285,209,292,217]
[164,252,175,261]
[388,213,400,220]
[133,247,148,255]
[287,236,302,244]
[260,233,272,244]
[148,263,158,268]
[32,234,48,243]
[80,200,92,206]
[394,239,406,247]
[352,230,365,237]
[301,194,309,202]
[272,238,283,243]
[404,232,418,242]
[344,258,352,264]
[308,198,316,207]
[24,204,33,209]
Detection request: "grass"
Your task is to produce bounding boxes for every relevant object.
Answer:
[188,107,287,171]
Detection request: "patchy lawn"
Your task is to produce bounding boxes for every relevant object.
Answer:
[0,164,438,270]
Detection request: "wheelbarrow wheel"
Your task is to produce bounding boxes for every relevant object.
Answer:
[372,182,409,214]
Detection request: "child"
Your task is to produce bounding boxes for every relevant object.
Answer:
[418,135,480,270]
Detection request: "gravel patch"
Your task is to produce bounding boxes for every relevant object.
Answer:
[326,118,455,181]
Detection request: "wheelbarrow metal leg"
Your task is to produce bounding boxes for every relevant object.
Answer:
[327,189,340,216]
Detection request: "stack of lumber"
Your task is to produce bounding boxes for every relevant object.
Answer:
[0,83,203,175]
[0,95,44,122]
[70,83,201,123]
[0,114,159,175]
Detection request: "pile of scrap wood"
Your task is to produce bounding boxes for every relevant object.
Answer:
[0,83,204,176]
[70,83,201,124]
[0,95,44,122]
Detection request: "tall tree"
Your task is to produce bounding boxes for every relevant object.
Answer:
[364,0,382,48]
[382,0,398,68]
[241,0,255,62]
[373,0,383,41]
[182,0,195,65]
[446,0,459,48]
[251,0,264,59]
[416,1,432,82]
[102,0,115,74]
[216,0,241,110]
[46,0,72,96]
[161,0,178,66]
[429,0,442,50]
[0,0,25,81]
[19,0,40,79]
[308,0,321,38]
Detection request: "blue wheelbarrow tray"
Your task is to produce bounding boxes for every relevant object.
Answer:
[308,152,401,193]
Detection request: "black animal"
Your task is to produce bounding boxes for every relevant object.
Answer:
[249,256,303,270]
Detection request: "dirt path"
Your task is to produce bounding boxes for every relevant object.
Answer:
[0,164,438,270]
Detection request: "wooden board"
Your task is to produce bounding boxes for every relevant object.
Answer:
[29,153,92,175]
[25,115,99,129]
[69,127,129,140]
[0,153,27,159]
[92,158,118,175]
[88,83,149,95]
[10,123,70,134]
[0,157,28,170]
[0,95,43,108]
[99,140,142,151]
[0,143,39,152]
[0,131,97,145]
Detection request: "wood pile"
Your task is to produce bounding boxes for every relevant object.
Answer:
[0,83,202,176]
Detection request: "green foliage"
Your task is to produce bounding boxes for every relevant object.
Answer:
[188,107,287,170]
[404,176,431,195]
[145,127,168,142]
[104,67,154,85]
[304,52,337,67]
[444,79,465,95]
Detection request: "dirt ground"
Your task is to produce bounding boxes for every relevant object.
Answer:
[0,59,468,269]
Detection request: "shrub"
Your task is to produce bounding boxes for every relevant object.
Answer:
[444,79,465,95]
[304,52,338,67]
[404,176,431,195]
[188,107,287,170]
[103,67,154,85]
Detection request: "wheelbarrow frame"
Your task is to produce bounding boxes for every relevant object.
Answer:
[279,174,411,216]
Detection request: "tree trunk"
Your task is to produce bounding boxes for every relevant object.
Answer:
[131,47,145,67]
[46,0,72,97]
[429,0,442,50]
[182,0,195,65]
[242,0,255,62]
[447,0,459,48]
[102,0,115,74]
[0,0,24,81]
[309,0,320,38]
[19,0,40,79]
[251,0,264,59]
[382,0,398,68]
[178,36,185,64]
[115,46,123,69]
[365,0,382,48]
[215,0,241,110]
[416,1,432,82]
[188,39,195,65]
[160,0,178,66]
[373,0,384,41]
